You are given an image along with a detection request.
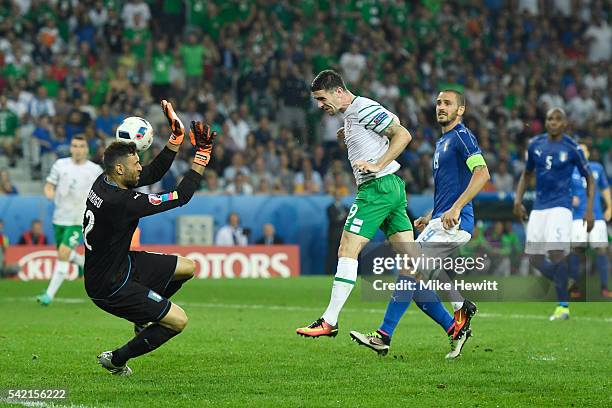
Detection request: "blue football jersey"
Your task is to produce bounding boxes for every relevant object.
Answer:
[571,161,609,220]
[525,134,590,210]
[431,123,484,234]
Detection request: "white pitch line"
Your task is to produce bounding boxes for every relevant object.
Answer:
[3,296,611,323]
[0,398,94,408]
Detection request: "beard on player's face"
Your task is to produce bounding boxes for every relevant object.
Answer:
[436,109,458,126]
[124,172,139,188]
[119,164,140,188]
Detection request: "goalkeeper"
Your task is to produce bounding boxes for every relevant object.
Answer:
[83,100,216,376]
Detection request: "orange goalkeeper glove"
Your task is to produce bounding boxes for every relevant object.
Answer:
[189,121,217,166]
[161,99,185,145]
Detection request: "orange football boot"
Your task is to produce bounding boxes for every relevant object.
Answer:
[296,318,338,338]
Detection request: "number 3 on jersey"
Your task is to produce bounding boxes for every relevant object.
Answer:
[83,209,95,250]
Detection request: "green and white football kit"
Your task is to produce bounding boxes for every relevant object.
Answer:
[38,158,102,305]
[342,96,413,239]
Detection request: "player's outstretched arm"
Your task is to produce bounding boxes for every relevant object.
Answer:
[188,120,216,175]
[161,99,186,152]
[354,117,412,173]
[124,121,216,219]
[136,100,186,187]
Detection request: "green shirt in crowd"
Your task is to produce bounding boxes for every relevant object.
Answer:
[124,27,152,59]
[152,53,173,85]
[180,44,205,77]
[0,109,19,138]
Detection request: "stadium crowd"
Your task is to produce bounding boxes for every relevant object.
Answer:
[0,0,610,197]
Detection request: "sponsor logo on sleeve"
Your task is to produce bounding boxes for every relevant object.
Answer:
[372,112,389,126]
[148,191,178,205]
[148,194,162,205]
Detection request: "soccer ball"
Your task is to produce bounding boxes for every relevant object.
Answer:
[115,116,154,151]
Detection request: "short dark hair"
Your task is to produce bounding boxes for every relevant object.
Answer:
[546,107,567,119]
[441,89,466,107]
[311,70,347,92]
[103,142,137,174]
[72,135,87,142]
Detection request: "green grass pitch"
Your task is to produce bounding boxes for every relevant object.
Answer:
[1,277,610,407]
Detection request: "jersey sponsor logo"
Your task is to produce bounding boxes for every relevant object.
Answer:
[134,193,141,199]
[534,149,542,157]
[148,194,162,205]
[148,191,178,205]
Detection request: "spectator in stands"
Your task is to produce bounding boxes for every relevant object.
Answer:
[277,64,309,138]
[28,86,56,118]
[199,169,224,194]
[253,116,273,145]
[180,32,205,98]
[311,145,329,176]
[250,157,273,189]
[0,169,18,195]
[223,152,250,181]
[566,88,597,128]
[215,212,248,246]
[121,0,152,30]
[340,43,367,84]
[206,144,230,178]
[584,15,612,62]
[0,95,20,167]
[294,159,322,195]
[492,161,515,192]
[256,224,284,245]
[18,219,48,245]
[95,104,120,140]
[179,99,204,131]
[0,0,610,199]
[225,110,250,151]
[225,171,254,195]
